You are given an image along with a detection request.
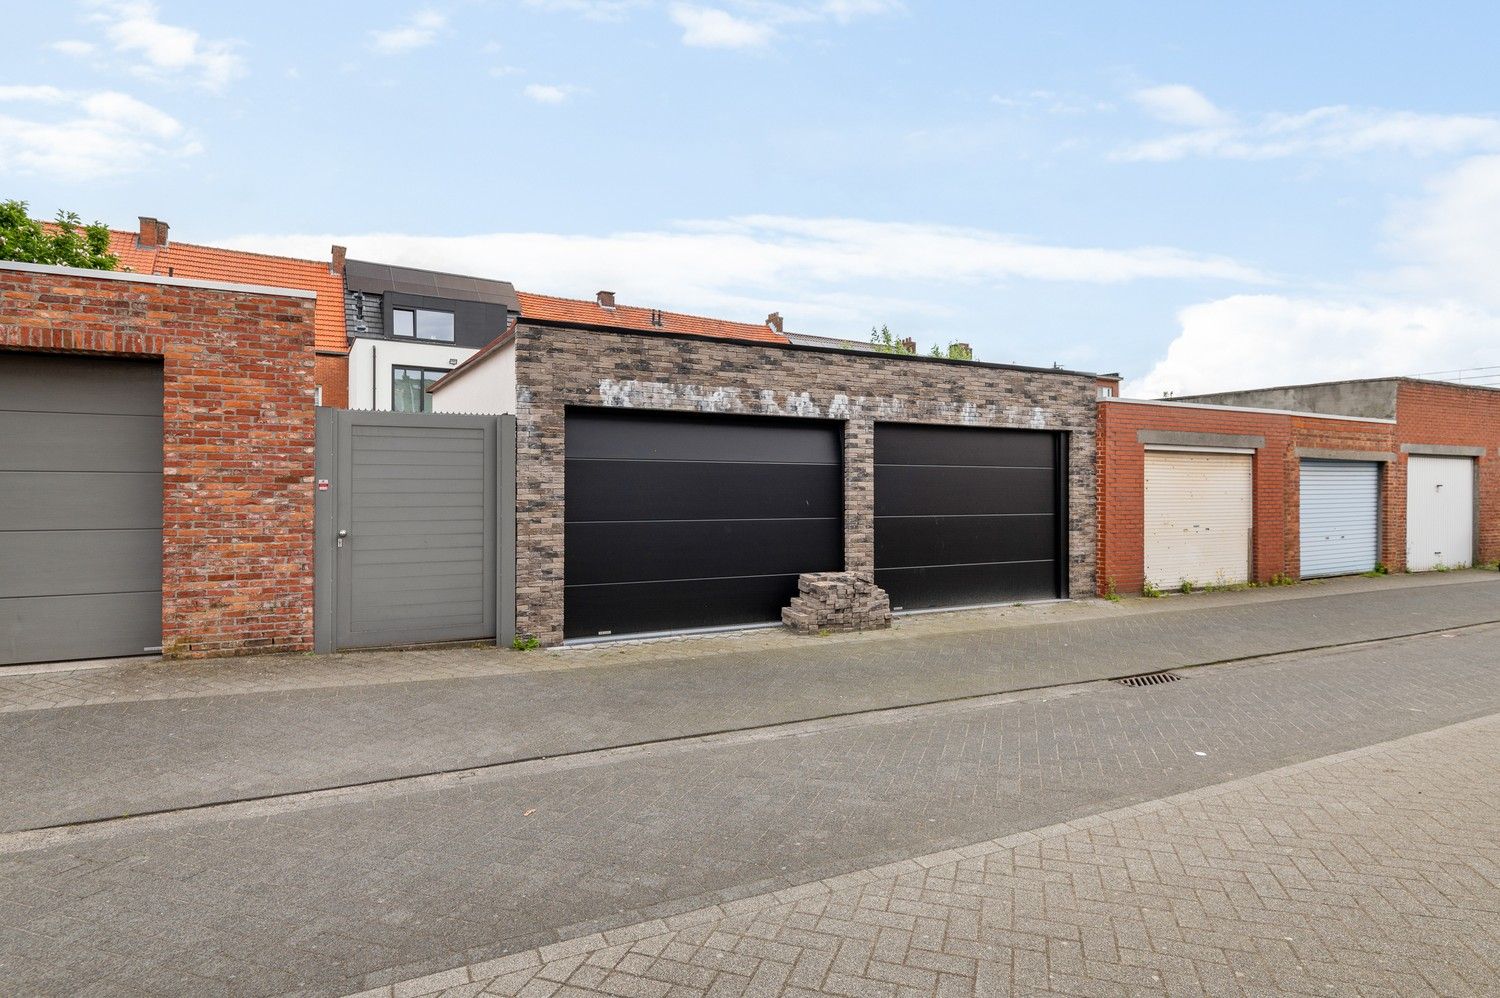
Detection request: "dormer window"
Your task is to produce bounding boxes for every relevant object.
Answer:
[392,307,455,343]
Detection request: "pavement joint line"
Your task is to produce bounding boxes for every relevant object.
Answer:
[4,617,1497,854]
[350,711,1500,998]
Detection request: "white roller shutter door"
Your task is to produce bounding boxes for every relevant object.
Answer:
[1144,450,1253,588]
[1299,460,1380,578]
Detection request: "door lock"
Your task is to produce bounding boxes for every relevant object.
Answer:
[337,529,348,548]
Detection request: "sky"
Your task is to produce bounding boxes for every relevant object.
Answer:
[6,1,1500,396]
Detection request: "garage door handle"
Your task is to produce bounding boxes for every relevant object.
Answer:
[337,529,348,549]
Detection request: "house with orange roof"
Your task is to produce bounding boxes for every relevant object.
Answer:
[101,217,352,406]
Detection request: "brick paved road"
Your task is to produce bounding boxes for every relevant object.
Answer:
[373,714,1500,998]
[0,623,1496,996]
[3,576,1498,832]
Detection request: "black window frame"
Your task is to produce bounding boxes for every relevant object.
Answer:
[390,305,457,343]
[390,365,448,413]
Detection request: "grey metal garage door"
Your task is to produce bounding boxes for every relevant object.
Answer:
[0,354,163,666]
[874,423,1066,611]
[1299,459,1380,578]
[564,408,843,640]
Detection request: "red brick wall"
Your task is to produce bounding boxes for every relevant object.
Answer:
[1097,400,1399,594]
[1287,416,1400,572]
[315,353,349,408]
[0,266,318,658]
[1396,381,1500,568]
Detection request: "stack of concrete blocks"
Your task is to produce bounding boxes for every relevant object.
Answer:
[781,572,893,634]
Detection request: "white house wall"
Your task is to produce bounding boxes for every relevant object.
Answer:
[431,340,517,416]
[346,337,477,411]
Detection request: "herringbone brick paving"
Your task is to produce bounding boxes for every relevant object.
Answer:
[372,714,1500,998]
[1,623,1497,996]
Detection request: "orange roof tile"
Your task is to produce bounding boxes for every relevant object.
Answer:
[515,291,791,344]
[101,229,348,354]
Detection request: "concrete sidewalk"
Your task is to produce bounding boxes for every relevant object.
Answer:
[2,574,1498,832]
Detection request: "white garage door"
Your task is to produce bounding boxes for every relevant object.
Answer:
[1406,456,1474,572]
[1299,460,1380,578]
[1144,450,1253,589]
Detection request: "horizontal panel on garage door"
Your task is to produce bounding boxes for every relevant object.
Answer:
[1144,450,1252,588]
[1299,460,1379,578]
[565,408,843,639]
[0,355,163,666]
[873,423,1063,611]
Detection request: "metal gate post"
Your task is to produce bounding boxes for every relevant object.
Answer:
[497,414,517,647]
[312,406,337,653]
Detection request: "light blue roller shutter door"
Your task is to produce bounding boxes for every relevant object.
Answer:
[1299,460,1379,578]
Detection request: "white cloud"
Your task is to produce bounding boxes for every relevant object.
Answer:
[523,83,582,104]
[522,0,647,20]
[1389,154,1500,309]
[1130,295,1500,398]
[670,5,774,48]
[50,39,98,58]
[88,1,243,89]
[1131,151,1500,397]
[532,0,898,48]
[1130,84,1229,128]
[0,86,199,180]
[369,9,447,54]
[218,215,1266,337]
[1116,88,1500,162]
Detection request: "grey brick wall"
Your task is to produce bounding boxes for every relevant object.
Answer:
[514,324,1100,645]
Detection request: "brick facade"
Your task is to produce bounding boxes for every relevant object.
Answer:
[1096,399,1400,595]
[315,353,349,408]
[513,324,1101,646]
[0,264,318,659]
[1396,380,1500,567]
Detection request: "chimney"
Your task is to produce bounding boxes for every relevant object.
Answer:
[596,290,616,310]
[137,216,169,248]
[765,312,784,334]
[330,244,347,277]
[900,337,917,354]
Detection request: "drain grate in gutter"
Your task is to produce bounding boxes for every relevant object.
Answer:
[1115,670,1182,688]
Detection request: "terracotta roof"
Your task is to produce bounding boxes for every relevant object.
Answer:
[101,229,348,354]
[516,290,790,344]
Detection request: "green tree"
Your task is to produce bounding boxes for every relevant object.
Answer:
[868,324,915,355]
[0,200,119,271]
[928,341,974,361]
[868,325,977,361]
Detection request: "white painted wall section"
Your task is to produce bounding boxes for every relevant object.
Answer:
[431,340,517,415]
[346,337,477,411]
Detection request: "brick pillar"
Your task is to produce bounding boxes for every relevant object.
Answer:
[843,418,875,573]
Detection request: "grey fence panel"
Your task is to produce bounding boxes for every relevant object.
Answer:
[316,408,514,652]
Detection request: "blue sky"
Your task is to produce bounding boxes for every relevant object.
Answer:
[6,1,1500,394]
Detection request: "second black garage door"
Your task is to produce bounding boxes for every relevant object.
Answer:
[875,423,1065,611]
[565,409,843,640]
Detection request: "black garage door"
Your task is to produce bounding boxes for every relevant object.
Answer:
[874,423,1064,611]
[565,409,842,639]
[1,354,163,666]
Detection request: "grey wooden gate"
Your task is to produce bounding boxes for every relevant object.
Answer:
[314,409,515,652]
